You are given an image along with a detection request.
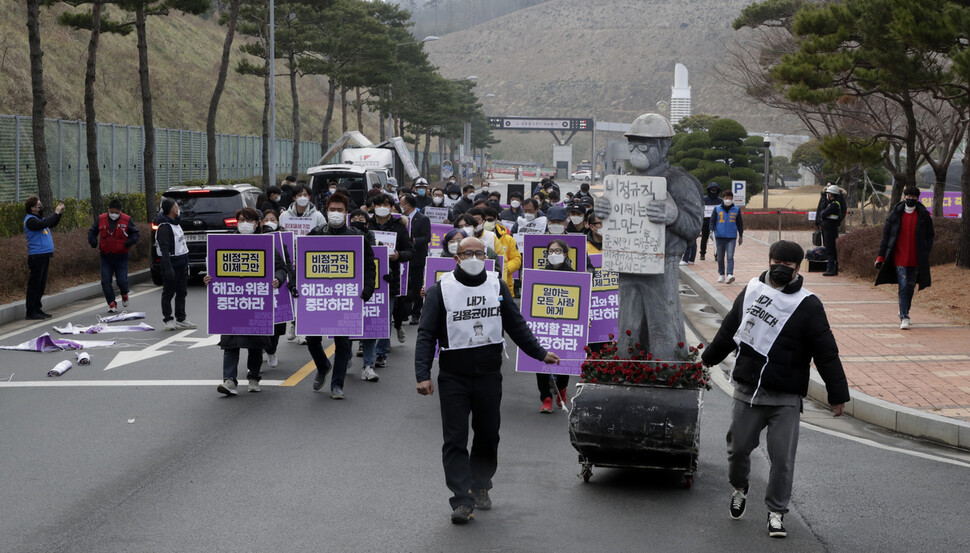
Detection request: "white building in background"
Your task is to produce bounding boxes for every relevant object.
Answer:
[670,63,691,126]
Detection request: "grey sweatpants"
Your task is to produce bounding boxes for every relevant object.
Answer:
[726,398,801,514]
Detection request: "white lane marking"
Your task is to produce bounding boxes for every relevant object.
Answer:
[0,286,159,341]
[104,330,220,370]
[0,380,286,388]
[685,326,970,469]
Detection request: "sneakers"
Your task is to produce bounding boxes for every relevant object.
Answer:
[175,319,197,329]
[331,386,344,399]
[726,274,735,284]
[900,318,911,330]
[767,512,787,538]
[473,489,492,510]
[164,319,177,331]
[555,388,568,408]
[699,254,706,261]
[361,366,379,382]
[730,485,747,519]
[267,353,278,367]
[679,260,688,266]
[248,379,261,393]
[286,322,296,341]
[107,301,117,313]
[397,327,406,343]
[540,397,553,413]
[375,356,387,368]
[312,366,331,391]
[121,294,129,307]
[217,379,238,396]
[451,505,474,524]
[717,275,725,283]
[409,316,420,325]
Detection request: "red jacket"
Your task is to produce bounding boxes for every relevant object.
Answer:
[98,212,132,255]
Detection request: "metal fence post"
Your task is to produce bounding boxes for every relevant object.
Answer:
[14,116,21,201]
[57,119,63,198]
[77,120,83,200]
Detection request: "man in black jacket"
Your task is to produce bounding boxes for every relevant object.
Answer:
[702,240,849,539]
[873,186,934,330]
[400,194,431,325]
[305,193,376,399]
[415,236,560,524]
[368,194,415,363]
[447,184,477,222]
[700,182,721,260]
[154,199,196,331]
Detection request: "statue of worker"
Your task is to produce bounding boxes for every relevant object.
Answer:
[595,113,704,361]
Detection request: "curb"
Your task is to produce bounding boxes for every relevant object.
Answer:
[0,269,154,327]
[679,265,970,450]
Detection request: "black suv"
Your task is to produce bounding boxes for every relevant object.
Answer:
[150,183,262,285]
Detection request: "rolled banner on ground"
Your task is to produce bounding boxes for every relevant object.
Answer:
[48,360,72,377]
[75,351,91,365]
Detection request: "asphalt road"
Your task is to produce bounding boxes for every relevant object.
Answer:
[1,281,969,552]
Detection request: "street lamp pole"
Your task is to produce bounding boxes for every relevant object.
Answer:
[763,132,771,209]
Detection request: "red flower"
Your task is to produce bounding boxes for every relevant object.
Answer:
[677,342,685,348]
[698,343,704,349]
[625,330,632,336]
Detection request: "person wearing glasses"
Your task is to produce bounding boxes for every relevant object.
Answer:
[414,236,560,525]
[536,239,575,413]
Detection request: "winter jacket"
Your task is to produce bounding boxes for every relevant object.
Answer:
[875,202,934,290]
[701,271,850,406]
[494,223,522,294]
[365,216,414,296]
[88,212,139,256]
[711,204,744,239]
[282,201,326,231]
[24,212,61,256]
[415,266,547,382]
[153,212,186,274]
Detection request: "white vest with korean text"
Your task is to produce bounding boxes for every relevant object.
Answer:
[156,222,189,257]
[439,271,504,351]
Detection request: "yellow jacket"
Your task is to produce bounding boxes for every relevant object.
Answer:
[494,223,522,295]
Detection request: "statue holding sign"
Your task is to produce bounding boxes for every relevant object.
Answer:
[595,113,704,361]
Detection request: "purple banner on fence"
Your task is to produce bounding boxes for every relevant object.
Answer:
[429,223,453,256]
[424,257,495,286]
[350,246,389,340]
[295,235,364,336]
[515,269,592,376]
[919,192,962,217]
[588,254,619,343]
[273,232,295,324]
[523,234,587,271]
[206,234,276,335]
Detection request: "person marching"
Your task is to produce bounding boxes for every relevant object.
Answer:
[701,240,849,539]
[204,208,289,395]
[700,182,721,261]
[23,196,65,320]
[536,238,574,413]
[874,186,935,330]
[88,199,140,313]
[415,236,560,524]
[711,190,744,284]
[155,199,196,331]
[368,193,415,365]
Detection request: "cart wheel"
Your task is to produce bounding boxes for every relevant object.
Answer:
[683,475,693,489]
[580,465,593,483]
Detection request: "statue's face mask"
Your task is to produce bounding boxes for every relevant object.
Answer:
[628,139,669,172]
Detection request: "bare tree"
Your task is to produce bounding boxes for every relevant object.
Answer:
[207,0,241,186]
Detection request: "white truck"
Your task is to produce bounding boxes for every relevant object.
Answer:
[308,131,421,207]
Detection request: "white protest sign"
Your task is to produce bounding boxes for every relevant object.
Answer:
[704,205,715,218]
[423,206,449,224]
[280,214,315,236]
[732,180,747,206]
[602,175,666,274]
[372,230,397,247]
[512,216,547,251]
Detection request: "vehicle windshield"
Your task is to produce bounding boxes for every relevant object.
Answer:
[164,191,242,219]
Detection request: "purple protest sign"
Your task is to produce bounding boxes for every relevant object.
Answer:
[399,261,409,298]
[429,223,452,256]
[424,257,495,287]
[295,235,364,336]
[273,232,295,324]
[919,192,963,217]
[515,269,592,376]
[350,246,389,339]
[523,234,587,271]
[206,234,276,335]
[588,254,619,343]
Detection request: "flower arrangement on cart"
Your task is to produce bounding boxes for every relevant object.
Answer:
[569,330,712,487]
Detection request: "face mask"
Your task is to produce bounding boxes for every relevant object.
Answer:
[723,200,734,207]
[460,227,474,237]
[484,221,496,232]
[569,215,584,226]
[329,187,336,195]
[433,196,444,205]
[708,190,719,197]
[296,196,310,207]
[511,200,521,209]
[459,257,485,276]
[263,222,278,231]
[108,212,121,221]
[327,211,346,226]
[548,224,565,234]
[449,194,459,200]
[547,252,565,266]
[271,195,280,202]
[475,223,484,233]
[351,221,368,232]
[769,264,796,287]
[904,198,918,207]
[481,186,489,193]
[448,242,459,255]
[465,193,475,201]
[374,207,391,218]
[417,189,426,197]
[237,222,256,234]
[524,213,536,222]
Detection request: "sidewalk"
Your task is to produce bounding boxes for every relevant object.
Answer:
[680,230,970,449]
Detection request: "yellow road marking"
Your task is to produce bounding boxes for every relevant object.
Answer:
[280,343,335,386]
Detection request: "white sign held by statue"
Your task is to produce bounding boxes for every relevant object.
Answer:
[602,174,666,274]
